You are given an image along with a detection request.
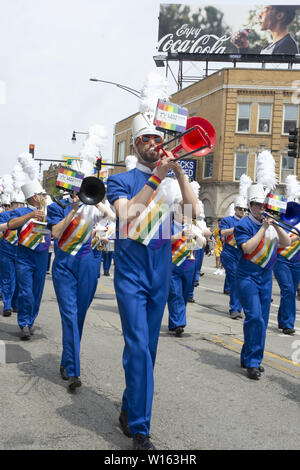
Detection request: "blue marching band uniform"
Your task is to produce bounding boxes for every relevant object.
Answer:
[1,127,300,449]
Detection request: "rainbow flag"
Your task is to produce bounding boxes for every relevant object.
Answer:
[3,229,18,245]
[244,228,278,270]
[56,166,84,192]
[154,99,188,133]
[264,194,287,214]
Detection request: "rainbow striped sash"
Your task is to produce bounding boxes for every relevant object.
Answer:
[225,233,237,248]
[277,224,300,261]
[127,196,170,247]
[58,211,93,256]
[244,227,278,270]
[3,229,18,245]
[19,219,48,250]
[172,237,196,266]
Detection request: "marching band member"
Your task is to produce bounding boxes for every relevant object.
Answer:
[7,176,49,340]
[107,71,199,449]
[234,183,290,380]
[220,187,249,319]
[0,181,26,317]
[168,213,206,336]
[47,124,107,392]
[273,175,300,335]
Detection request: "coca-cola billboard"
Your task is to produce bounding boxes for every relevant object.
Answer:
[157,4,300,57]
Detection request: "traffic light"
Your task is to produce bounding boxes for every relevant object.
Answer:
[96,157,102,175]
[29,144,35,158]
[288,128,299,158]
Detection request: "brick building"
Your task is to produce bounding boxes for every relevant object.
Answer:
[113,68,300,224]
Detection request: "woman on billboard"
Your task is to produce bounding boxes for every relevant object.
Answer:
[232,5,299,55]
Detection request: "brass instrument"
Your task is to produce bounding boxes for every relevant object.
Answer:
[186,220,196,260]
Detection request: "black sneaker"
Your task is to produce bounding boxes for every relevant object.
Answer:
[20,326,31,340]
[68,376,81,391]
[175,327,184,337]
[3,310,12,317]
[132,434,156,450]
[282,328,295,335]
[187,298,195,303]
[60,366,69,381]
[119,409,132,438]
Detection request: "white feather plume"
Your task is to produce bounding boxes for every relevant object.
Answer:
[256,150,278,191]
[190,180,200,198]
[139,71,169,114]
[239,174,252,199]
[285,174,300,201]
[18,152,39,181]
[79,124,107,177]
[2,174,14,194]
[12,163,26,190]
[227,202,235,216]
[125,155,138,171]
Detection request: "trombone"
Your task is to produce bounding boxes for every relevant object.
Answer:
[262,211,300,237]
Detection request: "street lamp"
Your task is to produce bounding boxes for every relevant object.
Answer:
[71,130,88,143]
[89,78,141,98]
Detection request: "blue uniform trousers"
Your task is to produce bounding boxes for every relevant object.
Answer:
[114,239,171,436]
[16,245,48,329]
[273,255,300,330]
[188,248,204,298]
[92,247,102,278]
[221,249,242,313]
[103,251,113,272]
[168,262,195,330]
[52,249,98,378]
[236,264,272,368]
[0,243,18,311]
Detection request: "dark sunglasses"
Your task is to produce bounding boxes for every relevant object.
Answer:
[138,135,164,144]
[236,207,247,211]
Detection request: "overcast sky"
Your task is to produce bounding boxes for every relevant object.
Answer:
[1,0,299,178]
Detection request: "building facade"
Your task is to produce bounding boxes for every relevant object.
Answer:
[113,68,300,224]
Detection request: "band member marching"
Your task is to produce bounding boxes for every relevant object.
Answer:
[46,124,107,391]
[7,155,50,340]
[273,175,300,335]
[234,180,290,380]
[107,72,199,450]
[220,174,252,319]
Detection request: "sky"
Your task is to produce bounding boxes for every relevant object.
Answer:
[1,0,300,178]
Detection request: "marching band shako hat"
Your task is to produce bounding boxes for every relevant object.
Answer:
[132,112,164,143]
[247,184,266,205]
[234,195,248,209]
[1,192,10,205]
[10,189,25,204]
[21,179,46,200]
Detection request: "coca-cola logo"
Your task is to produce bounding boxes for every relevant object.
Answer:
[157,23,231,54]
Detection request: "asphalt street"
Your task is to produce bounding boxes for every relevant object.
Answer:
[0,253,300,451]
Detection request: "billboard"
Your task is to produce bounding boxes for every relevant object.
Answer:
[157,4,300,57]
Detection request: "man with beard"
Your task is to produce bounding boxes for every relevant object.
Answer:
[107,112,198,450]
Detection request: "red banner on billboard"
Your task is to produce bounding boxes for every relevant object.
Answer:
[157,4,300,57]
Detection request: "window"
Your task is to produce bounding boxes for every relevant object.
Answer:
[203,154,213,178]
[258,104,272,133]
[235,152,248,180]
[237,103,250,133]
[283,105,298,134]
[281,155,295,183]
[117,140,125,162]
